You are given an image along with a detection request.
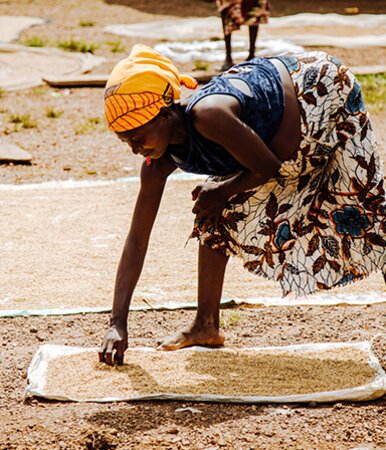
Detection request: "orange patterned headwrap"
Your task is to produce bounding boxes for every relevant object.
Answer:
[104,44,198,132]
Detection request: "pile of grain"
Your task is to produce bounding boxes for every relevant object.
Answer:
[44,347,377,401]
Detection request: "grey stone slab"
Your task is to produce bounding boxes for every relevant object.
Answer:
[0,16,46,43]
[42,71,216,88]
[0,44,105,91]
[0,143,32,162]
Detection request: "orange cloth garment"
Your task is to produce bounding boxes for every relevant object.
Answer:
[104,44,198,132]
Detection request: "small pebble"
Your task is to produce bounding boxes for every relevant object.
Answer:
[333,402,344,410]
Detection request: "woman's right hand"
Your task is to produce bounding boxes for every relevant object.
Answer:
[98,324,128,366]
[191,181,227,230]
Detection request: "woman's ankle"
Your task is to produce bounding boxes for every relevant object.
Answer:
[191,315,220,331]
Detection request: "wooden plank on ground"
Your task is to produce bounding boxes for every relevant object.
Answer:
[42,64,386,89]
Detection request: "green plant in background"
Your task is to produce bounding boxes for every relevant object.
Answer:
[75,117,104,135]
[79,20,95,27]
[0,88,5,98]
[193,60,209,71]
[23,36,48,47]
[30,87,46,96]
[220,310,241,329]
[107,40,125,53]
[357,73,386,113]
[57,38,99,54]
[9,113,38,129]
[45,108,64,119]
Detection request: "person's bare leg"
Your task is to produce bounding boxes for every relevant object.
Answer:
[246,25,258,61]
[158,244,229,350]
[219,11,234,71]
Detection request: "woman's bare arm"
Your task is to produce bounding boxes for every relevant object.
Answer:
[190,95,282,227]
[193,95,282,181]
[99,156,175,364]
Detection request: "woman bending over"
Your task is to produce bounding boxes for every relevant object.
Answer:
[99,44,386,365]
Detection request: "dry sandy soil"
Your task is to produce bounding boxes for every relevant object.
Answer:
[0,0,385,449]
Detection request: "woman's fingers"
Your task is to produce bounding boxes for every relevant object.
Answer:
[191,184,203,200]
[114,352,124,366]
[105,340,115,365]
[193,189,224,231]
[98,339,113,365]
[195,207,205,223]
[192,203,199,214]
[99,344,125,366]
[112,340,125,366]
[98,325,126,366]
[196,211,222,233]
[213,215,220,230]
[98,336,109,363]
[197,213,215,232]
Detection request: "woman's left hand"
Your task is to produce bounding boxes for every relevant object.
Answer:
[191,181,227,230]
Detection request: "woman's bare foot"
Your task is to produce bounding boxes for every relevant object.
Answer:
[216,60,234,72]
[158,324,225,351]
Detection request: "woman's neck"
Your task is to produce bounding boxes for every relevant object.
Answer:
[169,103,189,155]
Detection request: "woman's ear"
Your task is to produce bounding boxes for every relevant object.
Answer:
[159,106,172,120]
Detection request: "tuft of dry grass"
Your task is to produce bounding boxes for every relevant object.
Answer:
[75,117,105,135]
[57,38,99,54]
[45,108,64,119]
[9,113,38,129]
[79,19,95,27]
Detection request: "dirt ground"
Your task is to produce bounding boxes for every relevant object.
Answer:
[1,310,386,449]
[0,0,385,449]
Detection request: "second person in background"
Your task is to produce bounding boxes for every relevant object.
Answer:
[216,0,271,71]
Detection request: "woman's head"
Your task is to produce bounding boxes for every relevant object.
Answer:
[104,44,197,134]
[115,106,176,161]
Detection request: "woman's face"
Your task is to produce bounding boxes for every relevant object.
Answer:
[115,110,173,161]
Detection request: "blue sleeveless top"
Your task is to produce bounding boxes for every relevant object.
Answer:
[169,58,284,176]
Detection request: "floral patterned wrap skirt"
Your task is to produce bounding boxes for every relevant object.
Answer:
[192,52,386,296]
[216,0,270,36]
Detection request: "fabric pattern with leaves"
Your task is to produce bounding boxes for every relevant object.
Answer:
[192,52,386,296]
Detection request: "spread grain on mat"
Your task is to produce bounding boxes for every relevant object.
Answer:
[44,347,377,401]
[45,348,376,400]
